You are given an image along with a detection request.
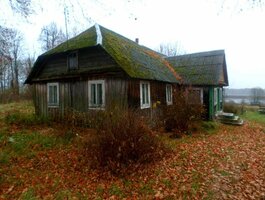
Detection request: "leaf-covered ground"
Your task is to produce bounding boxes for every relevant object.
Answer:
[0,102,265,199]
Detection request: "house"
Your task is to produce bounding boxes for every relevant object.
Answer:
[25,24,181,119]
[25,24,228,120]
[166,50,229,119]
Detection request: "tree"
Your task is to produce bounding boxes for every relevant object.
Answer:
[251,87,265,105]
[8,0,33,18]
[0,26,24,97]
[157,42,186,57]
[10,30,24,94]
[39,22,67,51]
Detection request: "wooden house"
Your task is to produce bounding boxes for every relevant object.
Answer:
[166,50,229,119]
[25,24,181,119]
[25,24,228,120]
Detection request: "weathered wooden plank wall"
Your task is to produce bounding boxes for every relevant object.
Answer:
[38,47,120,80]
[127,79,169,109]
[105,78,128,109]
[33,78,129,119]
[33,83,47,117]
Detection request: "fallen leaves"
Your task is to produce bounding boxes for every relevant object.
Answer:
[1,118,265,199]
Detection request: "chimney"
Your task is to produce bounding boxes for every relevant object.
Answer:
[135,38,139,44]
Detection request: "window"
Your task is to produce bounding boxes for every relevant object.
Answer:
[47,83,59,107]
[140,81,151,109]
[68,52,78,70]
[166,84,173,105]
[88,80,105,109]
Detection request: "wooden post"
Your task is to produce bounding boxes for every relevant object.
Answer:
[209,86,214,120]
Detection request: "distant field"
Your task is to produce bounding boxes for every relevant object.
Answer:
[0,101,265,199]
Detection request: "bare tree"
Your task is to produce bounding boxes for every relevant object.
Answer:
[251,87,265,105]
[39,22,67,51]
[8,0,33,17]
[157,42,186,57]
[20,54,35,80]
[10,30,24,94]
[0,26,24,93]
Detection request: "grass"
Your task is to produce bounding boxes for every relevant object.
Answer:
[20,188,38,200]
[162,178,173,189]
[241,111,265,125]
[201,121,219,134]
[109,184,124,198]
[0,101,34,114]
[139,180,155,195]
[0,130,72,164]
[0,101,72,165]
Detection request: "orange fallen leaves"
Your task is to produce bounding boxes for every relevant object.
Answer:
[0,121,265,199]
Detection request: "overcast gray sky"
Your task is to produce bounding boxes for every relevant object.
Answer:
[2,0,265,89]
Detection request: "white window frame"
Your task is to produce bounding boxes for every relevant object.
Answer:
[140,81,151,109]
[166,84,173,105]
[88,80,105,110]
[47,82,59,107]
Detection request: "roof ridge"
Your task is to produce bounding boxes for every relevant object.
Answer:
[167,49,225,60]
[95,23,102,45]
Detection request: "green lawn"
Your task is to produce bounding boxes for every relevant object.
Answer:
[242,110,265,125]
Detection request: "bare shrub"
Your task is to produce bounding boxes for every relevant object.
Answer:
[223,102,242,114]
[162,87,205,135]
[63,108,108,128]
[83,107,166,174]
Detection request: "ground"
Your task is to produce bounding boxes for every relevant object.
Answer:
[0,101,265,199]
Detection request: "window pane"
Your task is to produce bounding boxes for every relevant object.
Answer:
[166,86,169,101]
[53,86,57,104]
[145,84,149,104]
[142,84,145,104]
[97,83,103,105]
[68,53,78,69]
[49,86,53,103]
[48,84,58,105]
[167,85,172,102]
[91,84,96,105]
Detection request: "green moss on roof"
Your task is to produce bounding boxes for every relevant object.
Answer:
[166,50,228,86]
[27,24,181,84]
[100,26,180,83]
[43,26,97,56]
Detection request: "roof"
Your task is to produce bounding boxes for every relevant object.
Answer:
[25,24,181,84]
[166,50,229,86]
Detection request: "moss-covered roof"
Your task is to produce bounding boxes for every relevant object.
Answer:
[166,50,229,86]
[43,26,97,56]
[26,24,181,84]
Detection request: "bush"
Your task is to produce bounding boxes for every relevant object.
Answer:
[64,108,109,129]
[83,108,166,174]
[162,88,205,135]
[223,102,243,114]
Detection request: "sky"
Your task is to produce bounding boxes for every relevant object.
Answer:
[1,0,265,89]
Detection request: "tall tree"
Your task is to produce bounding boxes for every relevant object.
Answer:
[10,30,23,94]
[0,26,24,95]
[39,22,67,51]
